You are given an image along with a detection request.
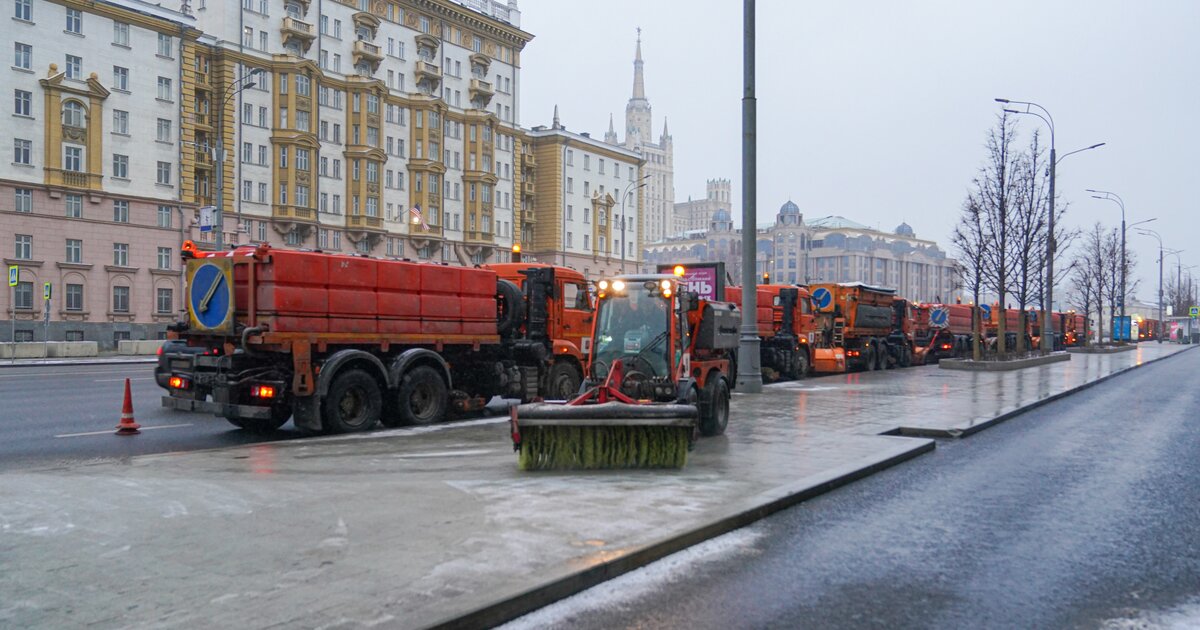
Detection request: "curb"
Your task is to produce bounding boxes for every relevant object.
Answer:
[427,438,936,630]
[1066,345,1137,354]
[939,352,1070,371]
[901,344,1198,438]
[0,357,158,369]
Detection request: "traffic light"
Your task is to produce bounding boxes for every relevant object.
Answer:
[511,243,522,263]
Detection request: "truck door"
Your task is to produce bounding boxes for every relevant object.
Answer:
[559,280,594,356]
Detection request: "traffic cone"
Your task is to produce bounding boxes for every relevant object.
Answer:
[116,378,141,436]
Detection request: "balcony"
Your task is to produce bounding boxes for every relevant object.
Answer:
[353,40,383,69]
[524,210,536,223]
[465,230,494,243]
[409,222,443,237]
[193,150,214,168]
[193,112,213,129]
[522,152,536,167]
[522,181,534,196]
[281,17,315,52]
[346,214,384,231]
[273,205,316,221]
[46,168,100,190]
[415,60,441,86]
[469,78,494,106]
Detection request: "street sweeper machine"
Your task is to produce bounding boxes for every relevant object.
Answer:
[511,268,740,470]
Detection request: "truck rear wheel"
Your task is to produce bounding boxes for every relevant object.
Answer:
[791,350,809,380]
[699,376,730,437]
[395,365,448,426]
[322,369,382,433]
[545,361,582,400]
[864,345,877,371]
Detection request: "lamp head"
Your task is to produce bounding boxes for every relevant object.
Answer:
[994,98,1011,103]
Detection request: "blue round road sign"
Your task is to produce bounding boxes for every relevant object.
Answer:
[189,262,232,330]
[979,303,992,321]
[930,307,949,327]
[812,287,832,310]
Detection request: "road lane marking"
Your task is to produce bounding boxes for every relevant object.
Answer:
[396,449,495,458]
[93,377,156,382]
[55,423,193,438]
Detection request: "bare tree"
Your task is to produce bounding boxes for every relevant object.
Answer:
[973,112,1023,358]
[952,197,988,360]
[1007,131,1048,354]
[1075,223,1108,343]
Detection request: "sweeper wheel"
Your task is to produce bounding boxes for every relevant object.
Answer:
[699,376,730,437]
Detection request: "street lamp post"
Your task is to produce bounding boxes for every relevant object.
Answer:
[213,69,264,249]
[618,174,649,273]
[1136,228,1167,343]
[995,98,1103,352]
[1087,190,1139,339]
[738,0,762,392]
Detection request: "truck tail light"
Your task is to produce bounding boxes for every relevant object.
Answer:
[251,385,277,399]
[169,376,190,390]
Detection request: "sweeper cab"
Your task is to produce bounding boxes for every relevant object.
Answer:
[511,267,739,470]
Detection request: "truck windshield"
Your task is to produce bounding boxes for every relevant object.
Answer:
[593,286,670,378]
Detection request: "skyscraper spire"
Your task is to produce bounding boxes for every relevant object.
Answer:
[552,104,560,129]
[604,113,618,144]
[631,27,646,102]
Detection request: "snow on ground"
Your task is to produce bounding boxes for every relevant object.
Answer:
[498,525,764,629]
[1101,598,1200,630]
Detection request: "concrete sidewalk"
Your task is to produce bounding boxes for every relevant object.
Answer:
[0,343,1191,629]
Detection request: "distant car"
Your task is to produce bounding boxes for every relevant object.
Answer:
[154,339,211,388]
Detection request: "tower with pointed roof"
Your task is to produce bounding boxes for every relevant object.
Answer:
[610,29,675,247]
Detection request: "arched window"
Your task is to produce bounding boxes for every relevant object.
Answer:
[62,100,85,128]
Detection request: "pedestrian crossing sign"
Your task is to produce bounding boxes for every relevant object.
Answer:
[7,265,16,287]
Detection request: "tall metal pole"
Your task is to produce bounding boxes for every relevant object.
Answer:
[214,104,225,249]
[1158,245,1164,343]
[737,0,762,393]
[1121,214,1126,336]
[1044,145,1056,352]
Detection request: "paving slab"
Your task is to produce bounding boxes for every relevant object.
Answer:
[0,343,1190,629]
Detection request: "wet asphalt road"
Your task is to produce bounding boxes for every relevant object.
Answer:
[521,348,1200,629]
[0,362,297,472]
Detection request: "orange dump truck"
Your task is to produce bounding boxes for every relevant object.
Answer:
[809,282,898,372]
[725,284,815,380]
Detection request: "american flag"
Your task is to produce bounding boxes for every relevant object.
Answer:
[409,204,429,230]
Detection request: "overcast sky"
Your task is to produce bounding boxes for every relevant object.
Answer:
[518,1,1198,305]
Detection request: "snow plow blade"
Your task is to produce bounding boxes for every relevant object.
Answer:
[512,402,698,470]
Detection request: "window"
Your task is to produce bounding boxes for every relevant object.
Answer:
[157,205,172,228]
[66,284,83,311]
[13,138,31,164]
[113,66,129,91]
[65,194,81,218]
[279,183,288,205]
[112,243,129,266]
[296,148,309,171]
[62,100,85,128]
[157,34,172,58]
[14,234,32,259]
[66,239,82,263]
[279,146,288,168]
[155,161,171,185]
[258,145,267,165]
[285,230,300,246]
[112,110,128,134]
[14,188,32,213]
[156,288,173,314]
[112,154,128,179]
[14,89,31,116]
[63,146,82,172]
[113,200,129,223]
[157,119,172,142]
[65,8,82,34]
[15,0,31,21]
[113,22,130,46]
[112,286,130,313]
[14,43,32,70]
[296,185,309,207]
[259,31,267,51]
[14,282,32,310]
[65,55,81,79]
[157,77,173,101]
[157,247,172,269]
[258,183,267,203]
[296,110,309,132]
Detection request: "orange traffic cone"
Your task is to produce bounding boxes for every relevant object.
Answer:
[116,377,141,435]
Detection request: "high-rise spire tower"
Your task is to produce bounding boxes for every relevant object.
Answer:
[625,28,652,147]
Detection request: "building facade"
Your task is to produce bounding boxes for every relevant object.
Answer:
[523,110,643,279]
[673,178,730,235]
[187,0,533,267]
[644,201,961,303]
[604,34,672,245]
[2,0,533,347]
[2,0,198,347]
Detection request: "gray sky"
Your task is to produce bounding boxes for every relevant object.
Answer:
[519,1,1199,306]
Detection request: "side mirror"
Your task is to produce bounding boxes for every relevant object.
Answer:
[680,291,700,312]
